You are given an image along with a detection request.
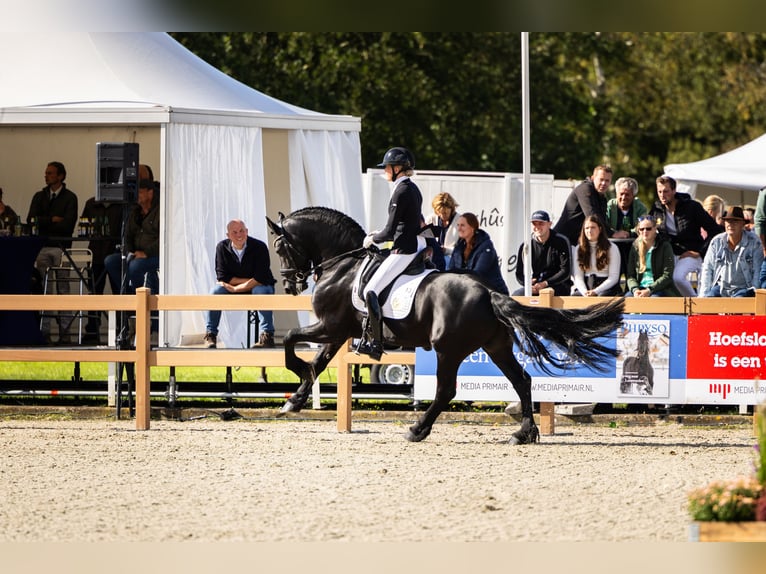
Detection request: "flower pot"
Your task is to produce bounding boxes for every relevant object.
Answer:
[689,521,766,542]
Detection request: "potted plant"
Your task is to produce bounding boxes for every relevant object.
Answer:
[688,403,766,541]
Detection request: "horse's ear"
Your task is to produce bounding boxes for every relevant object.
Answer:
[278,211,286,222]
[265,216,283,237]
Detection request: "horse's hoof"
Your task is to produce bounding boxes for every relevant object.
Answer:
[404,431,423,442]
[508,428,540,445]
[277,401,301,417]
[404,425,430,442]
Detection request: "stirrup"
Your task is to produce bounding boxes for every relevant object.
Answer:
[355,339,383,361]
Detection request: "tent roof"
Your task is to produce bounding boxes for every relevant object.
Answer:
[664,133,766,192]
[0,32,360,131]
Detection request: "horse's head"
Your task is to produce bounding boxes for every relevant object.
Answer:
[637,330,649,355]
[267,207,367,295]
[266,213,311,295]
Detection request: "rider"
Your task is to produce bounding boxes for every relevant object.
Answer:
[359,147,425,360]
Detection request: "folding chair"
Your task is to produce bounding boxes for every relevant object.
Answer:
[40,248,94,344]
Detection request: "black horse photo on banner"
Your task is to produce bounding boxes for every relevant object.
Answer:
[618,318,671,398]
[266,206,625,444]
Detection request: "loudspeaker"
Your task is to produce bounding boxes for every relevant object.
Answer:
[96,142,139,203]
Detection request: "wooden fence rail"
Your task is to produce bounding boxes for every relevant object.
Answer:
[2,289,765,433]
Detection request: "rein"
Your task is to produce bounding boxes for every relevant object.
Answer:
[312,247,368,280]
[275,229,367,286]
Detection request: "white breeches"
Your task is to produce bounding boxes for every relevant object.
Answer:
[363,236,426,297]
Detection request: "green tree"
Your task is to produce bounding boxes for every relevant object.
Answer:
[171,32,766,203]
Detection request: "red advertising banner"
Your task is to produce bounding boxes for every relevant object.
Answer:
[687,315,766,380]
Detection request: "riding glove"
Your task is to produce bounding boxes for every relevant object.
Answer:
[363,233,377,248]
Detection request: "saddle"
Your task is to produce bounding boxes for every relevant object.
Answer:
[352,249,437,320]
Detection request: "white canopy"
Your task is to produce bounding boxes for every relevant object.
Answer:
[0,32,363,347]
[664,133,766,207]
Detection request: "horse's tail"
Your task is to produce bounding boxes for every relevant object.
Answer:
[490,293,625,375]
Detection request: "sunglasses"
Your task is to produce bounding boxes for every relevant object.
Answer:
[638,227,654,232]
[637,215,655,223]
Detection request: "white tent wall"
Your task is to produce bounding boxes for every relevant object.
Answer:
[164,122,266,349]
[288,130,364,221]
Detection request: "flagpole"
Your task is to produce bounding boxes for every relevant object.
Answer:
[521,32,531,296]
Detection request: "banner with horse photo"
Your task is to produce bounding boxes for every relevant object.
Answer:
[414,314,688,403]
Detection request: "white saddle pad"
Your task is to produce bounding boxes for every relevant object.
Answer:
[352,267,436,320]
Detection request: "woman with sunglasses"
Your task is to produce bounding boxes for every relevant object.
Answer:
[572,215,623,296]
[626,215,681,297]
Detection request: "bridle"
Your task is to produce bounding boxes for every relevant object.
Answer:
[273,229,367,294]
[273,232,313,293]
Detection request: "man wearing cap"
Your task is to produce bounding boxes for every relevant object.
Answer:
[698,206,763,298]
[513,210,572,296]
[553,165,612,245]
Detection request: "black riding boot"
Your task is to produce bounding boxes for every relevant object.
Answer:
[357,291,383,361]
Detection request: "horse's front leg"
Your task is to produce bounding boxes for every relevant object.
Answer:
[279,323,344,415]
[404,354,459,442]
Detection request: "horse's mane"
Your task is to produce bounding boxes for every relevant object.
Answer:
[289,206,366,240]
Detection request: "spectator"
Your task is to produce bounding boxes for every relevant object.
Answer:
[0,187,20,230]
[203,219,277,349]
[701,194,726,239]
[755,186,766,288]
[27,161,78,342]
[649,175,722,296]
[701,194,725,225]
[553,164,612,245]
[513,210,572,296]
[571,215,623,296]
[446,212,508,294]
[743,206,755,231]
[625,215,680,297]
[420,215,445,271]
[699,206,763,298]
[104,175,160,296]
[606,176,648,280]
[424,192,460,256]
[606,177,648,237]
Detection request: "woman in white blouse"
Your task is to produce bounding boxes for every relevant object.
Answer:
[572,215,623,296]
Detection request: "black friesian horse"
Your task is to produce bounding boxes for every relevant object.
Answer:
[266,207,624,444]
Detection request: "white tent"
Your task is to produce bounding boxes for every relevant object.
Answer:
[664,133,766,208]
[0,32,363,348]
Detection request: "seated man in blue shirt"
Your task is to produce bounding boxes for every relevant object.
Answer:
[699,206,763,298]
[203,219,277,348]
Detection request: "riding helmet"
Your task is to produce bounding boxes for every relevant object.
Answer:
[377,147,415,169]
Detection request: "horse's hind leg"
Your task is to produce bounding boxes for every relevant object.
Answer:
[404,354,460,442]
[484,346,539,445]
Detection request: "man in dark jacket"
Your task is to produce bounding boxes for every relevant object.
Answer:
[513,210,572,296]
[27,161,78,341]
[104,174,160,296]
[649,175,723,296]
[553,165,612,245]
[203,219,277,349]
